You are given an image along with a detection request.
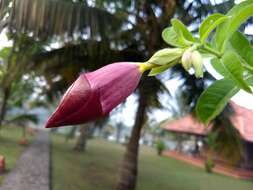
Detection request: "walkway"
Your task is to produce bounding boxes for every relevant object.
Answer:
[0,131,50,190]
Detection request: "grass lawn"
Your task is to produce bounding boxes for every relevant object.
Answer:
[52,134,253,190]
[0,125,34,183]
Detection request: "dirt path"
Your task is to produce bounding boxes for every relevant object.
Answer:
[0,131,50,190]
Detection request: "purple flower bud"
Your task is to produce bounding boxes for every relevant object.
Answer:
[45,62,141,128]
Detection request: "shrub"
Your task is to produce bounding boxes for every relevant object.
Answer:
[205,158,215,173]
[156,140,166,156]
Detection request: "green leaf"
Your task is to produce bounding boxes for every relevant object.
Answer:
[214,0,253,52]
[221,51,252,93]
[148,64,172,76]
[199,13,228,43]
[162,27,187,47]
[210,58,228,77]
[196,75,253,124]
[247,76,253,86]
[0,47,11,59]
[171,18,196,45]
[196,78,239,124]
[229,31,253,67]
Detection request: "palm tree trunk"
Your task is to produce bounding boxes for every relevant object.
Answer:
[0,87,10,126]
[115,91,147,190]
[74,125,89,152]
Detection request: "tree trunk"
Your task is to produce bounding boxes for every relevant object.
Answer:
[0,87,10,126]
[74,125,89,152]
[116,124,123,143]
[115,91,147,190]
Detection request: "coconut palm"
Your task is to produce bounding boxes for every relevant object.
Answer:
[0,35,45,125]
[73,124,90,152]
[116,75,170,190]
[0,0,123,40]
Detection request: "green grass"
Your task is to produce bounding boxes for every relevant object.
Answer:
[0,125,34,183]
[52,134,253,190]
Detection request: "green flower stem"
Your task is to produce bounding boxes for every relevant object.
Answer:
[139,62,159,73]
[202,45,222,58]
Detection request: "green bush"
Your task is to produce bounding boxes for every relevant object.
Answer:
[205,158,215,173]
[155,140,166,156]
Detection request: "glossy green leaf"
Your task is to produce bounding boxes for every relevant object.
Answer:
[214,0,253,52]
[196,78,239,124]
[210,58,228,77]
[199,13,228,43]
[171,18,196,45]
[221,51,252,93]
[148,64,172,76]
[196,75,253,124]
[229,31,253,67]
[162,27,186,47]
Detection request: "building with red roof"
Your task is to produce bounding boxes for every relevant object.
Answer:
[163,102,253,170]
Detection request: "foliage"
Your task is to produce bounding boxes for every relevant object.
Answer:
[155,139,165,156]
[151,0,253,124]
[6,114,38,126]
[211,108,243,165]
[205,158,215,173]
[0,0,123,40]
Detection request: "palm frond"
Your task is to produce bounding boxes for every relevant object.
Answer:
[6,113,39,125]
[0,0,123,40]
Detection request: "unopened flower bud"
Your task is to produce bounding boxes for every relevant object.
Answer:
[181,49,203,78]
[45,62,142,128]
[191,51,203,78]
[181,49,193,71]
[148,48,183,65]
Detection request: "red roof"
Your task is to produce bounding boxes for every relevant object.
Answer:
[230,102,253,142]
[163,102,253,142]
[163,115,211,136]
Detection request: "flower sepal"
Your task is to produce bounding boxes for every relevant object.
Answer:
[147,48,183,66]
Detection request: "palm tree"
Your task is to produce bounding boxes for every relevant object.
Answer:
[0,0,125,126]
[73,118,109,151]
[0,0,123,40]
[0,35,45,125]
[73,124,90,152]
[116,75,169,190]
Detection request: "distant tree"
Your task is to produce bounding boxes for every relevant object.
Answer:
[69,118,108,152]
[0,35,45,126]
[115,122,125,143]
[74,124,91,152]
